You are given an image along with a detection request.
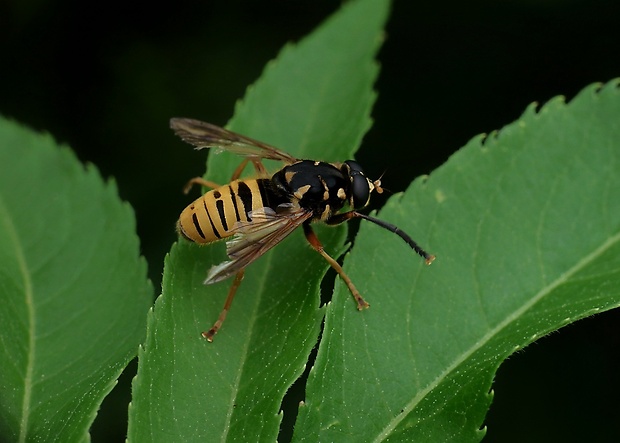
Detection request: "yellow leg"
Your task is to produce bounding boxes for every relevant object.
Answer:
[303,223,369,310]
[230,158,269,180]
[202,269,245,342]
[183,177,222,194]
[186,158,269,195]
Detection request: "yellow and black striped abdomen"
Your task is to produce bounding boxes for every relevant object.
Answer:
[177,179,273,244]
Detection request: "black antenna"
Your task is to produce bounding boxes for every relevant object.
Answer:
[355,212,435,265]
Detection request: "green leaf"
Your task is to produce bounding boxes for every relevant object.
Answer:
[295,80,620,441]
[128,0,388,441]
[0,118,152,442]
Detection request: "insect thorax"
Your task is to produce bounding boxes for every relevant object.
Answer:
[271,160,349,219]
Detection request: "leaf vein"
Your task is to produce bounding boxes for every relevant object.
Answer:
[0,197,36,443]
[372,229,620,442]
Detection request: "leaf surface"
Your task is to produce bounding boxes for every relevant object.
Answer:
[127,0,389,441]
[0,118,151,442]
[295,80,620,441]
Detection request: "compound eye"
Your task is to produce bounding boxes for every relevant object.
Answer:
[344,161,371,208]
[344,160,364,175]
[351,172,370,209]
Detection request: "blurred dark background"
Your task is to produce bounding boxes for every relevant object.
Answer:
[2,0,619,441]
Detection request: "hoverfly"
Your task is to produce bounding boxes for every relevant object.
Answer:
[171,118,435,341]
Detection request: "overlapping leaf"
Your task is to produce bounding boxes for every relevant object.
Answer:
[0,118,151,442]
[128,0,388,441]
[296,80,620,441]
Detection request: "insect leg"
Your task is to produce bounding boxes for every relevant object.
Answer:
[184,157,267,194]
[302,222,369,310]
[183,158,256,193]
[230,159,250,181]
[202,269,245,342]
[230,158,269,181]
[188,158,267,194]
[250,159,268,177]
[183,177,222,195]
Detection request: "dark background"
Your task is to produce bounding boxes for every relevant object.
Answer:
[2,0,619,441]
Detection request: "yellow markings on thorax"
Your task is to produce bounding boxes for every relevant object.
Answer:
[294,184,311,200]
[285,171,297,183]
[320,204,332,221]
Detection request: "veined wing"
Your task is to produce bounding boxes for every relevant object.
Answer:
[204,205,313,284]
[170,118,298,164]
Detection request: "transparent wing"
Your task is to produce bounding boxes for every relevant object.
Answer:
[170,118,299,164]
[204,206,313,284]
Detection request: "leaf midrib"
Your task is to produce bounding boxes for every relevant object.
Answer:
[0,197,36,443]
[372,230,620,442]
[219,248,277,442]
[218,62,347,439]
